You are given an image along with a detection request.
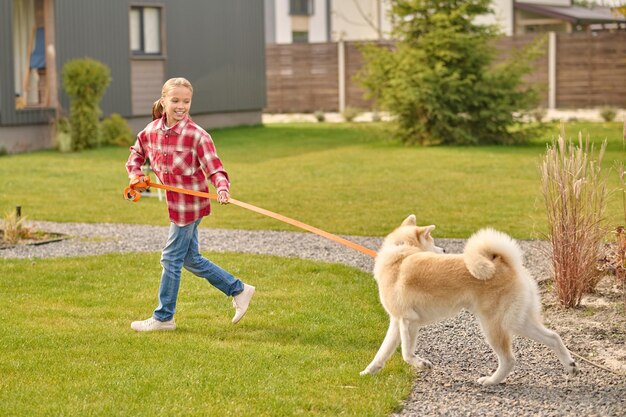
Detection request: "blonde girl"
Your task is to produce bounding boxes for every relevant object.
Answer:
[125,77,255,331]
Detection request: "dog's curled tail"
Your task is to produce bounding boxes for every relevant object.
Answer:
[463,228,524,280]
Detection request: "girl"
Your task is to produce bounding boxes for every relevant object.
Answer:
[126,77,255,331]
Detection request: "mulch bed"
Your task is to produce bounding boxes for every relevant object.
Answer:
[0,230,68,250]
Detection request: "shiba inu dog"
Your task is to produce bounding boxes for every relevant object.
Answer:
[360,215,579,385]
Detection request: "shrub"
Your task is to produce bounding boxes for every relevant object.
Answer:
[599,131,626,294]
[101,113,134,147]
[597,163,625,302]
[531,107,548,123]
[54,117,72,153]
[540,126,608,307]
[62,58,111,151]
[599,106,617,122]
[314,111,326,122]
[599,226,626,286]
[599,169,625,304]
[341,107,360,122]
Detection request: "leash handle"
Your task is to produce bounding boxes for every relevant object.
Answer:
[123,178,377,258]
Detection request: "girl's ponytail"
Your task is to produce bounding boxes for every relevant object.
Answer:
[152,99,164,121]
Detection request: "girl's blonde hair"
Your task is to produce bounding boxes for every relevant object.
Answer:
[152,77,194,120]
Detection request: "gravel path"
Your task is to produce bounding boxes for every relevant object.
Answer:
[2,221,624,416]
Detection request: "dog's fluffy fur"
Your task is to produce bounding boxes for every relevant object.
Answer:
[360,215,579,385]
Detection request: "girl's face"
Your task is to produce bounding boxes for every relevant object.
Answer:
[161,86,192,127]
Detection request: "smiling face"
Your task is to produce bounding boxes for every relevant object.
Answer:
[161,85,193,127]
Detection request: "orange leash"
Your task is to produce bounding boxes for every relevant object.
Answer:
[123,178,377,258]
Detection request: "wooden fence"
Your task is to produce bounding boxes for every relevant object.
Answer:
[265,32,626,113]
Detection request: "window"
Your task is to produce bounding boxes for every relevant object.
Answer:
[13,0,56,109]
[130,6,162,55]
[290,0,313,16]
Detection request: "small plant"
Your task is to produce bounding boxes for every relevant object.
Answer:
[531,107,548,123]
[615,227,626,287]
[2,211,32,244]
[540,125,608,308]
[100,113,134,146]
[341,107,361,122]
[62,58,111,151]
[599,162,626,303]
[371,111,382,122]
[599,106,617,122]
[616,162,625,286]
[314,110,326,122]
[54,117,72,153]
[599,226,626,283]
[0,146,7,156]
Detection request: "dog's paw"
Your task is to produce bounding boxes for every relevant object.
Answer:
[360,365,381,376]
[477,376,502,386]
[412,358,432,371]
[566,361,580,377]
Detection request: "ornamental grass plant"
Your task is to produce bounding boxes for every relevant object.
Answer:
[2,210,32,244]
[540,125,608,307]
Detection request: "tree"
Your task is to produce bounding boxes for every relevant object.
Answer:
[357,0,545,145]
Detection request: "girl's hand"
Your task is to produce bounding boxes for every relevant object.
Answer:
[130,175,150,191]
[217,190,230,205]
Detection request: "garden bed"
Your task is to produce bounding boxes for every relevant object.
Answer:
[0,230,68,250]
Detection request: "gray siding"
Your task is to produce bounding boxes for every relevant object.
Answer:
[54,0,133,117]
[165,0,267,114]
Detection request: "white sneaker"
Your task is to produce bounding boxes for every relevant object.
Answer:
[130,317,176,332]
[232,284,255,324]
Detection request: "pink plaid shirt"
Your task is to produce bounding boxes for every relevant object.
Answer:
[126,116,230,226]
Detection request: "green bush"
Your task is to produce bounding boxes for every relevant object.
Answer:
[531,107,548,123]
[54,117,72,153]
[600,106,617,122]
[62,58,111,151]
[341,107,361,122]
[100,113,134,147]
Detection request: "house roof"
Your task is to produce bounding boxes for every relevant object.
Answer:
[514,2,626,24]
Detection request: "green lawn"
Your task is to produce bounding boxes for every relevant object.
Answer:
[0,253,413,417]
[0,121,624,238]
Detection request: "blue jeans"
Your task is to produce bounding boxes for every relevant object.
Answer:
[153,218,244,321]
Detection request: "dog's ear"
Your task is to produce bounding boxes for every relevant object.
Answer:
[402,214,416,226]
[423,225,436,238]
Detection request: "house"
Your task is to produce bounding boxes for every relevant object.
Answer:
[264,0,390,43]
[512,1,626,34]
[264,0,625,43]
[0,0,266,154]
